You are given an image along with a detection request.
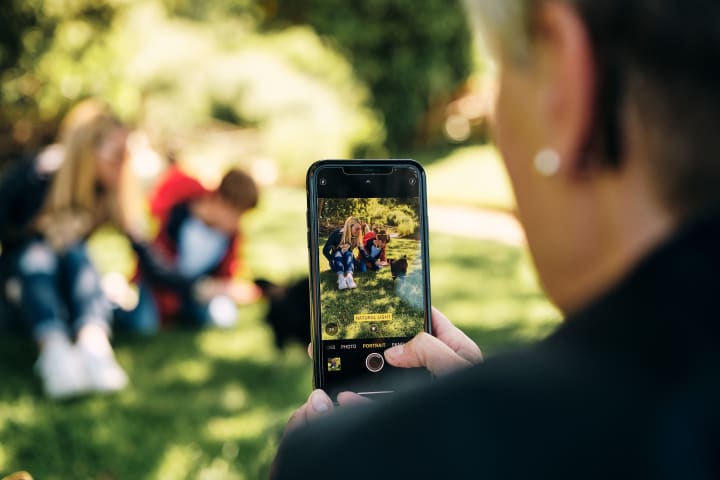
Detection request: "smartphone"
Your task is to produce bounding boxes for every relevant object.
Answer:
[307,160,432,401]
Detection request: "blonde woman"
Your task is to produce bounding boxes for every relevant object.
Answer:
[322,216,364,290]
[0,100,131,398]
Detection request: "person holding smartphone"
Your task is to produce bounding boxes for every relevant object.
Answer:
[273,0,720,477]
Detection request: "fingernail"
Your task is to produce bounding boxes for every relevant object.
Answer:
[385,344,404,359]
[311,390,331,413]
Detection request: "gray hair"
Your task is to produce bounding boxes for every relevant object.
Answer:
[462,0,532,62]
[462,0,720,217]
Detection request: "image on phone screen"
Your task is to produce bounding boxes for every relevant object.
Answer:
[318,197,425,341]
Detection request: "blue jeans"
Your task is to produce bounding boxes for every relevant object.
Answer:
[133,282,225,329]
[2,240,112,341]
[355,259,380,273]
[113,281,160,335]
[112,279,215,332]
[175,293,214,327]
[332,251,354,275]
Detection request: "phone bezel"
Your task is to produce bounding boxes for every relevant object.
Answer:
[306,159,433,395]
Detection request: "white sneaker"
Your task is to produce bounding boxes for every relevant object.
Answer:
[78,345,129,393]
[346,275,357,289]
[35,336,89,399]
[338,275,348,290]
[208,295,239,329]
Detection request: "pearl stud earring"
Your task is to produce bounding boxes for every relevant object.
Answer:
[533,148,561,177]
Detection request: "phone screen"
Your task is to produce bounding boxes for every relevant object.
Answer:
[308,161,431,400]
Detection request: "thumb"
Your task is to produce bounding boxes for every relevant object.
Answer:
[285,389,334,435]
[384,332,472,376]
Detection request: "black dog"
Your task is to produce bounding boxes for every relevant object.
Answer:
[255,278,311,350]
[389,256,408,280]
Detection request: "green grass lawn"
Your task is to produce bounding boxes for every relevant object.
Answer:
[425,145,515,212]
[0,151,561,478]
[319,238,425,340]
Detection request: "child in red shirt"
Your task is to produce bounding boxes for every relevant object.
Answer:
[130,165,259,327]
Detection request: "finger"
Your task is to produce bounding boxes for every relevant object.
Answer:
[428,306,454,336]
[384,332,472,376]
[305,389,333,421]
[286,389,333,433]
[430,307,483,364]
[337,391,371,406]
[307,343,313,359]
[286,404,310,434]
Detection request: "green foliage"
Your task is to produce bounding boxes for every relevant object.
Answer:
[269,0,474,151]
[1,0,476,173]
[0,0,119,157]
[319,197,419,238]
[0,0,384,182]
[384,203,419,237]
[396,215,417,237]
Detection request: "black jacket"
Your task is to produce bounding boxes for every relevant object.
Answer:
[322,228,344,265]
[273,207,720,479]
[0,156,52,253]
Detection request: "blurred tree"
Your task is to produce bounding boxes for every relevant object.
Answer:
[0,0,118,162]
[267,0,474,152]
[0,0,474,176]
[319,197,419,237]
[0,0,384,184]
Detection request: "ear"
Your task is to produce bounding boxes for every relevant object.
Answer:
[535,1,597,177]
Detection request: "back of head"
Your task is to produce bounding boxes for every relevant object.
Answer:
[217,169,259,211]
[467,0,720,216]
[572,0,720,216]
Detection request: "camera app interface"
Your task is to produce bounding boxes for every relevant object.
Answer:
[317,189,427,396]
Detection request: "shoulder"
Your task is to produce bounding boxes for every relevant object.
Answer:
[1,154,44,184]
[274,346,655,479]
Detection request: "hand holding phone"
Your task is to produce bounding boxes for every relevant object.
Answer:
[285,307,482,434]
[383,306,483,374]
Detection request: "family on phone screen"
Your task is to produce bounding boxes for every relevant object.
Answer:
[322,216,390,290]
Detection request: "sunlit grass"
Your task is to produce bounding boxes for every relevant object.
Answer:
[150,443,205,480]
[206,408,273,442]
[0,148,562,477]
[0,445,9,474]
[243,186,308,283]
[426,145,515,212]
[157,358,214,385]
[319,238,425,340]
[429,234,560,354]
